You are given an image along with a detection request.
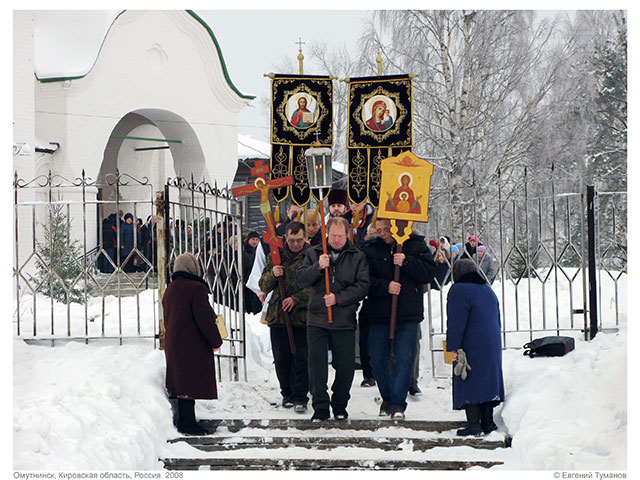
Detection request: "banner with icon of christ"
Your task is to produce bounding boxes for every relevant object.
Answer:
[270,74,333,206]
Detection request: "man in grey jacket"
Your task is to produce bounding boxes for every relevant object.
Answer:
[297,216,370,422]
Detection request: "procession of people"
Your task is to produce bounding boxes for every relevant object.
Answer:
[159,184,504,436]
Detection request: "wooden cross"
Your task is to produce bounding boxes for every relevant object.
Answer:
[232,160,293,256]
[232,161,297,353]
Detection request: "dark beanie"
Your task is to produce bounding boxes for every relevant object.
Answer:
[327,189,348,206]
[247,231,260,240]
[124,213,133,221]
[452,259,479,283]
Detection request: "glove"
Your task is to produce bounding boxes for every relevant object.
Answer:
[453,348,472,380]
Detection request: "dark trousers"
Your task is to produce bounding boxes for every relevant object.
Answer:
[369,321,418,412]
[307,325,356,412]
[358,300,373,379]
[270,325,309,405]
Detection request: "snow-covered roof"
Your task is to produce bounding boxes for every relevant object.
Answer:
[33,10,254,100]
[237,135,270,160]
[34,10,121,79]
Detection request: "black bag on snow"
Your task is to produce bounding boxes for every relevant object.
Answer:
[523,336,575,357]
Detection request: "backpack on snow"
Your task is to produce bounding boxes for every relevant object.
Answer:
[523,336,575,358]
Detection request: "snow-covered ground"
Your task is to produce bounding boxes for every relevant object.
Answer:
[12,275,629,473]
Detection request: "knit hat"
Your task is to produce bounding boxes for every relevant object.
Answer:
[124,213,134,221]
[477,245,486,253]
[429,240,438,250]
[173,252,201,277]
[452,259,479,282]
[247,231,260,240]
[327,189,348,206]
[469,235,477,242]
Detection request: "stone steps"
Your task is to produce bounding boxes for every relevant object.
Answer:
[162,457,503,471]
[161,418,509,471]
[90,271,158,297]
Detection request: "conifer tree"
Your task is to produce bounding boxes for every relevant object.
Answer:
[34,203,87,303]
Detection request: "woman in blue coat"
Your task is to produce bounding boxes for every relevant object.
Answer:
[446,259,504,436]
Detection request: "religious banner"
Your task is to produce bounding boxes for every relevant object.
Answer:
[346,74,413,207]
[377,150,433,339]
[269,74,333,206]
[378,151,434,225]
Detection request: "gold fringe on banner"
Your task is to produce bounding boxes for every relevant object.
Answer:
[310,203,320,222]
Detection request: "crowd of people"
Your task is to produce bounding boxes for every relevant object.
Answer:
[97,212,157,273]
[160,188,505,437]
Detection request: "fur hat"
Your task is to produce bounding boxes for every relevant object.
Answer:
[173,252,201,277]
[327,189,348,206]
[452,258,479,282]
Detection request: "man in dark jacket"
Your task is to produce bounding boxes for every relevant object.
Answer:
[297,216,370,422]
[259,222,310,413]
[362,218,436,419]
[342,200,376,387]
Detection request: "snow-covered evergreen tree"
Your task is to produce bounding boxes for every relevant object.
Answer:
[587,11,626,192]
[34,203,87,303]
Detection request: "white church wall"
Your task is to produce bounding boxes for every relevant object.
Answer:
[25,10,251,267]
[14,11,39,284]
[35,11,247,185]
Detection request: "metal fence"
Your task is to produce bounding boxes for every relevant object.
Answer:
[13,171,246,381]
[13,170,626,381]
[160,176,246,381]
[423,177,627,378]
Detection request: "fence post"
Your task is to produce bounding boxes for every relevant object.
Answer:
[156,191,166,349]
[586,185,598,339]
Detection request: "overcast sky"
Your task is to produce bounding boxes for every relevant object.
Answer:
[197,10,372,142]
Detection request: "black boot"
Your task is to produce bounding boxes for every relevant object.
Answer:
[456,404,483,436]
[169,398,179,427]
[480,402,498,434]
[177,399,209,436]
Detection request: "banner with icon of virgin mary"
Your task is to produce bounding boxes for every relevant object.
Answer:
[270,74,333,206]
[346,74,413,207]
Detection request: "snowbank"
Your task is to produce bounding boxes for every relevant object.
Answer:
[12,281,628,470]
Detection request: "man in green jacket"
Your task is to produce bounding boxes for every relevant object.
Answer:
[259,221,310,413]
[297,216,370,422]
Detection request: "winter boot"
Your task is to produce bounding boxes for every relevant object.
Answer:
[456,404,483,436]
[480,402,498,434]
[168,398,179,427]
[177,399,209,436]
[311,408,330,423]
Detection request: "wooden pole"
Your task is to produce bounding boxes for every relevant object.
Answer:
[389,243,403,339]
[270,245,297,354]
[318,200,333,323]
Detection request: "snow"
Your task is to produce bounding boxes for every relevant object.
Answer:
[34,11,121,79]
[237,134,270,160]
[12,275,629,473]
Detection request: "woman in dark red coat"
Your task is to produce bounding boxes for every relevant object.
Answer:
[163,252,223,435]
